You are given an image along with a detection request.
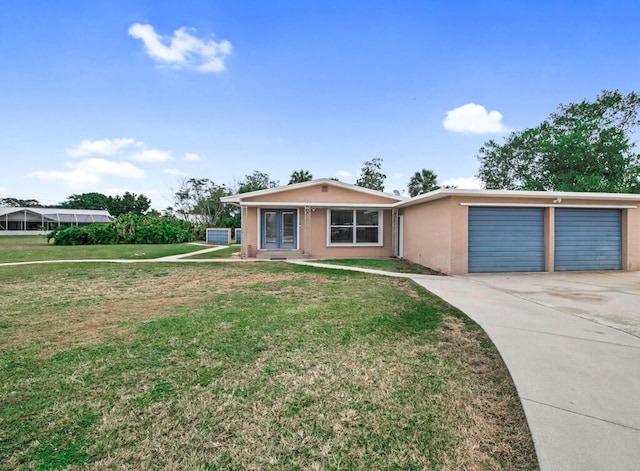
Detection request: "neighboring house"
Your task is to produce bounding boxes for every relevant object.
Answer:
[222,179,640,274]
[0,207,114,235]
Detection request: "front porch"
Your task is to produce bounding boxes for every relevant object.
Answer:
[255,249,310,260]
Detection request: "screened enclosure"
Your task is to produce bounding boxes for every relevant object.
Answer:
[0,208,114,233]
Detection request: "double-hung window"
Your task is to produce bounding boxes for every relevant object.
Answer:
[328,209,382,245]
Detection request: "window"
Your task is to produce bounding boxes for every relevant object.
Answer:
[328,209,382,245]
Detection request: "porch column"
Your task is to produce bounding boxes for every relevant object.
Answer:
[241,205,247,258]
[304,206,311,254]
[392,208,398,257]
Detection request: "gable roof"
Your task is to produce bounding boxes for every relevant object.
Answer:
[221,178,408,204]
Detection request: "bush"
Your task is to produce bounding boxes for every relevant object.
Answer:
[47,215,201,245]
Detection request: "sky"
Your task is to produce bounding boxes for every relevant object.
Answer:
[1,0,639,209]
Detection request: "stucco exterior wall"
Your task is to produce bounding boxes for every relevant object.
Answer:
[624,207,640,271]
[238,183,399,258]
[242,206,259,258]
[242,184,398,205]
[399,195,640,275]
[305,208,394,258]
[400,197,454,274]
[240,205,394,258]
[239,187,640,272]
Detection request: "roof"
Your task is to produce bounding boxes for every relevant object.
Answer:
[394,188,640,209]
[221,178,408,204]
[0,207,114,223]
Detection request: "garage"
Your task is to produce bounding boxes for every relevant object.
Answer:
[554,208,622,271]
[468,207,545,273]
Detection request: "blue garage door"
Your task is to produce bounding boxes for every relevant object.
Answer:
[469,207,545,273]
[554,208,621,271]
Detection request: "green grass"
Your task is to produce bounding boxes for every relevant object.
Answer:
[318,257,442,274]
[0,262,537,470]
[0,236,206,263]
[183,245,241,259]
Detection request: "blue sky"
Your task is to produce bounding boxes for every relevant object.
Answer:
[1,1,639,209]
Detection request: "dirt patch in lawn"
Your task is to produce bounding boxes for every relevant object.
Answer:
[0,267,326,356]
[0,264,537,470]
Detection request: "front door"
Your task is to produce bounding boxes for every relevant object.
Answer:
[261,209,297,249]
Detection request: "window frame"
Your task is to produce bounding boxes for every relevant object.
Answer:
[326,208,384,247]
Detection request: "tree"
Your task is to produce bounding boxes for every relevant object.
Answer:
[356,157,386,191]
[238,171,279,193]
[172,177,234,227]
[0,197,42,207]
[288,169,313,184]
[59,192,109,210]
[477,90,640,193]
[58,192,151,216]
[408,169,439,197]
[106,192,151,216]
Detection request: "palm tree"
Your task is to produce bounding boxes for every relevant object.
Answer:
[408,169,439,197]
[288,169,313,184]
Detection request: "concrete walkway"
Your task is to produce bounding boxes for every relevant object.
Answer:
[291,261,640,471]
[0,245,243,267]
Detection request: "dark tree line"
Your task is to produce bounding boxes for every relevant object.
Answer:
[59,192,152,216]
[1,192,152,217]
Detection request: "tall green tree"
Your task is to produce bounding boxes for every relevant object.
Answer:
[59,192,109,210]
[107,192,151,216]
[356,157,386,191]
[408,169,439,197]
[238,171,279,193]
[288,169,313,184]
[0,197,42,207]
[477,90,640,193]
[59,192,151,216]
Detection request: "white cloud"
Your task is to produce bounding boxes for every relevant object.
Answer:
[131,149,173,163]
[27,169,101,186]
[441,176,484,189]
[184,152,201,161]
[67,137,172,163]
[163,168,189,176]
[128,23,232,73]
[66,138,138,157]
[336,170,351,178]
[392,172,403,179]
[68,158,145,178]
[443,103,508,134]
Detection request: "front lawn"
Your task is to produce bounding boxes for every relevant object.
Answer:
[0,236,205,263]
[0,262,537,469]
[319,257,441,274]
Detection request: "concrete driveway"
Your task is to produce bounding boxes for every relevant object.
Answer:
[471,271,640,337]
[412,271,640,471]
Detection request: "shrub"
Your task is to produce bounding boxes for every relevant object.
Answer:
[48,215,201,245]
